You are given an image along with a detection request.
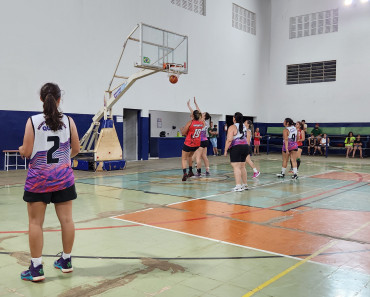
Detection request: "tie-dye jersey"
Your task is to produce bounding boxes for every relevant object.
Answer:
[200,122,209,141]
[24,114,75,193]
[230,123,248,147]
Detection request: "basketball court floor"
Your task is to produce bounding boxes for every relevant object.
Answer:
[0,155,369,297]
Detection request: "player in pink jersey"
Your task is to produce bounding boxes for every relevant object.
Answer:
[19,83,80,282]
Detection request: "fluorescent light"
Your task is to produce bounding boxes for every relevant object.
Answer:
[344,0,353,5]
[360,0,369,3]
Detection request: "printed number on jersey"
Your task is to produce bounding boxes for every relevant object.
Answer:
[47,136,60,164]
[193,129,201,138]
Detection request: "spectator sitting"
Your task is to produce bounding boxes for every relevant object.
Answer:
[317,133,330,156]
[352,135,363,158]
[307,133,316,155]
[311,123,323,144]
[344,132,356,158]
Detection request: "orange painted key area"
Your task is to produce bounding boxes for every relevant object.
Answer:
[115,199,370,274]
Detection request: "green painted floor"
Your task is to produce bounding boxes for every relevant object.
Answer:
[0,155,369,297]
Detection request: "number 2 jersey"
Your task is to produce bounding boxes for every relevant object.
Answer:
[24,113,75,193]
[184,120,203,147]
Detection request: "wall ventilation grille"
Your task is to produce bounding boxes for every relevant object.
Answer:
[287,60,337,85]
[232,3,256,35]
[171,0,206,16]
[289,9,338,39]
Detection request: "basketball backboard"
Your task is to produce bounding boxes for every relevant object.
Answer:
[135,23,188,74]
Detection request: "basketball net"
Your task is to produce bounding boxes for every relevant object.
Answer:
[163,63,185,79]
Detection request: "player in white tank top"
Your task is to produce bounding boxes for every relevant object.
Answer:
[19,83,80,282]
[276,118,299,179]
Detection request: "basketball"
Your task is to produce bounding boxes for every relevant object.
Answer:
[169,75,178,84]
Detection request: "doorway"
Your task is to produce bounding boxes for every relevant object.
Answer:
[123,108,140,161]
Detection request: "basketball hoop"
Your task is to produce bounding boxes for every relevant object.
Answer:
[163,63,185,84]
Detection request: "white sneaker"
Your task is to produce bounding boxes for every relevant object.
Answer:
[276,173,285,178]
[233,185,243,192]
[242,184,249,191]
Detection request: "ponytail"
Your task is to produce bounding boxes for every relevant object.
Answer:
[284,118,294,126]
[193,110,201,121]
[247,120,254,135]
[234,112,244,134]
[204,112,211,126]
[40,83,63,131]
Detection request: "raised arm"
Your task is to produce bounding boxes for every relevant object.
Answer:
[187,99,193,115]
[193,97,202,114]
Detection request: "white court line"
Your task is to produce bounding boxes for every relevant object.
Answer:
[110,216,303,261]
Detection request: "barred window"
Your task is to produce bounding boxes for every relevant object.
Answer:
[290,9,338,39]
[170,0,206,16]
[232,4,256,35]
[287,60,336,85]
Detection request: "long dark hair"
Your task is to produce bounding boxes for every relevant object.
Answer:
[347,131,353,137]
[204,112,211,126]
[193,110,201,121]
[284,118,294,126]
[40,83,63,131]
[246,120,254,135]
[234,112,244,134]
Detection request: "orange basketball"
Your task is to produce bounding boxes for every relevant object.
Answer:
[169,75,178,84]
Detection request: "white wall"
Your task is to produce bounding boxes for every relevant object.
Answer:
[0,0,270,119]
[150,110,222,137]
[262,0,370,123]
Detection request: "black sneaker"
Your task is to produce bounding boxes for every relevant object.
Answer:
[182,173,188,181]
[291,174,298,180]
[276,173,285,178]
[188,171,194,178]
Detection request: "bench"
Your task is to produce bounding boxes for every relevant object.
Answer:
[3,150,27,171]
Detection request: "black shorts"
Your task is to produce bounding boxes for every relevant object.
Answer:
[298,145,303,149]
[229,144,251,163]
[182,144,199,152]
[200,140,209,148]
[23,184,77,204]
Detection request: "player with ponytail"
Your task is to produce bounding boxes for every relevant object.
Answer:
[224,112,251,191]
[181,98,203,181]
[19,82,80,282]
[276,118,299,179]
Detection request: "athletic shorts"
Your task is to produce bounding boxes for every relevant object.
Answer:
[298,145,303,149]
[210,138,217,148]
[200,140,209,148]
[282,141,298,152]
[182,144,199,152]
[23,184,77,204]
[229,144,250,163]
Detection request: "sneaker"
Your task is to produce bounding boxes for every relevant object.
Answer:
[276,173,285,178]
[21,261,45,282]
[188,171,194,178]
[252,171,260,178]
[195,172,202,177]
[242,184,249,190]
[54,256,73,273]
[182,174,188,181]
[291,174,299,180]
[233,186,243,192]
[205,171,210,176]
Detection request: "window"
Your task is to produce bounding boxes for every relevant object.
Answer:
[287,60,336,85]
[232,4,256,35]
[290,9,338,39]
[171,0,206,16]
